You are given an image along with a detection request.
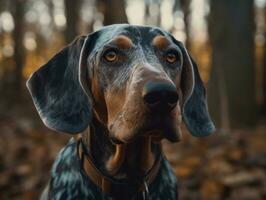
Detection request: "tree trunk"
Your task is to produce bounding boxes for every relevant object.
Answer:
[262,5,266,115]
[208,0,256,129]
[48,0,56,30]
[64,0,82,44]
[98,0,128,25]
[144,0,161,26]
[180,0,191,49]
[11,0,26,98]
[263,44,266,114]
[0,0,7,11]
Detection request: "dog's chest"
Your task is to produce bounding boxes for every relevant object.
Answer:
[46,138,178,200]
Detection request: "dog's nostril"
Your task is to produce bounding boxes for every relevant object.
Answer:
[166,93,178,111]
[143,91,162,106]
[167,92,179,105]
[143,82,178,111]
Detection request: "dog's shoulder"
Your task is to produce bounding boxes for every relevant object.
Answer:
[45,138,108,200]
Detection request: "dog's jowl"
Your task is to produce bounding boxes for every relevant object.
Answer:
[27,24,215,200]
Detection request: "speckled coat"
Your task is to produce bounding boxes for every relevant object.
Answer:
[26,24,215,200]
[41,138,178,200]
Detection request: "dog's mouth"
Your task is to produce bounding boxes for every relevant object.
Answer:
[109,110,182,144]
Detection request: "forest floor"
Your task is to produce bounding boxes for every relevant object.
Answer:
[0,99,265,200]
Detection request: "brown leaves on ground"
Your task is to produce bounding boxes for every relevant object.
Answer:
[0,104,265,200]
[164,124,266,200]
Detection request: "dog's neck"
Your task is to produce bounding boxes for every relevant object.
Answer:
[81,116,161,180]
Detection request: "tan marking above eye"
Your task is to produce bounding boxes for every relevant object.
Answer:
[104,50,118,62]
[113,35,133,49]
[166,52,177,63]
[152,35,171,49]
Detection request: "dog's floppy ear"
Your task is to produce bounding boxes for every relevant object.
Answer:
[170,37,215,137]
[26,34,97,134]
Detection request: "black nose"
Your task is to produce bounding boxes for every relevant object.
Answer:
[142,81,178,111]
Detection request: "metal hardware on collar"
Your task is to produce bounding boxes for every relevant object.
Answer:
[76,137,161,198]
[142,181,150,200]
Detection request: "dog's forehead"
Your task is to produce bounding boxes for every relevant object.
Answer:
[92,24,171,48]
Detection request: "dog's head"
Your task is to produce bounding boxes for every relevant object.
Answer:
[27,25,215,143]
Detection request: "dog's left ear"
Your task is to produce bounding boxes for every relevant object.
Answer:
[170,36,215,137]
[26,33,97,134]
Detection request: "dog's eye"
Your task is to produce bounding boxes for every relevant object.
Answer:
[166,51,178,64]
[104,50,118,62]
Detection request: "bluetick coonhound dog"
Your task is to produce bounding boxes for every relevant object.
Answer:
[27,24,215,200]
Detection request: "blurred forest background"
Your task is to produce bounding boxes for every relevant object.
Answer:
[0,0,265,199]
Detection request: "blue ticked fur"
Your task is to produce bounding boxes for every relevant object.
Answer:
[43,138,177,200]
[27,24,215,200]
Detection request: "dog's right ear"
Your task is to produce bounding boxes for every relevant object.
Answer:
[26,33,98,134]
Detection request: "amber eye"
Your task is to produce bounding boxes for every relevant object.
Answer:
[104,50,118,62]
[166,52,177,64]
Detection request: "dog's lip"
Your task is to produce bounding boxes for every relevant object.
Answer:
[144,130,164,142]
[146,128,181,142]
[109,128,163,144]
[108,111,182,144]
[110,126,181,144]
[110,136,125,144]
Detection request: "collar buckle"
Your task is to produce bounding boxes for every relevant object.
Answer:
[142,181,150,200]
